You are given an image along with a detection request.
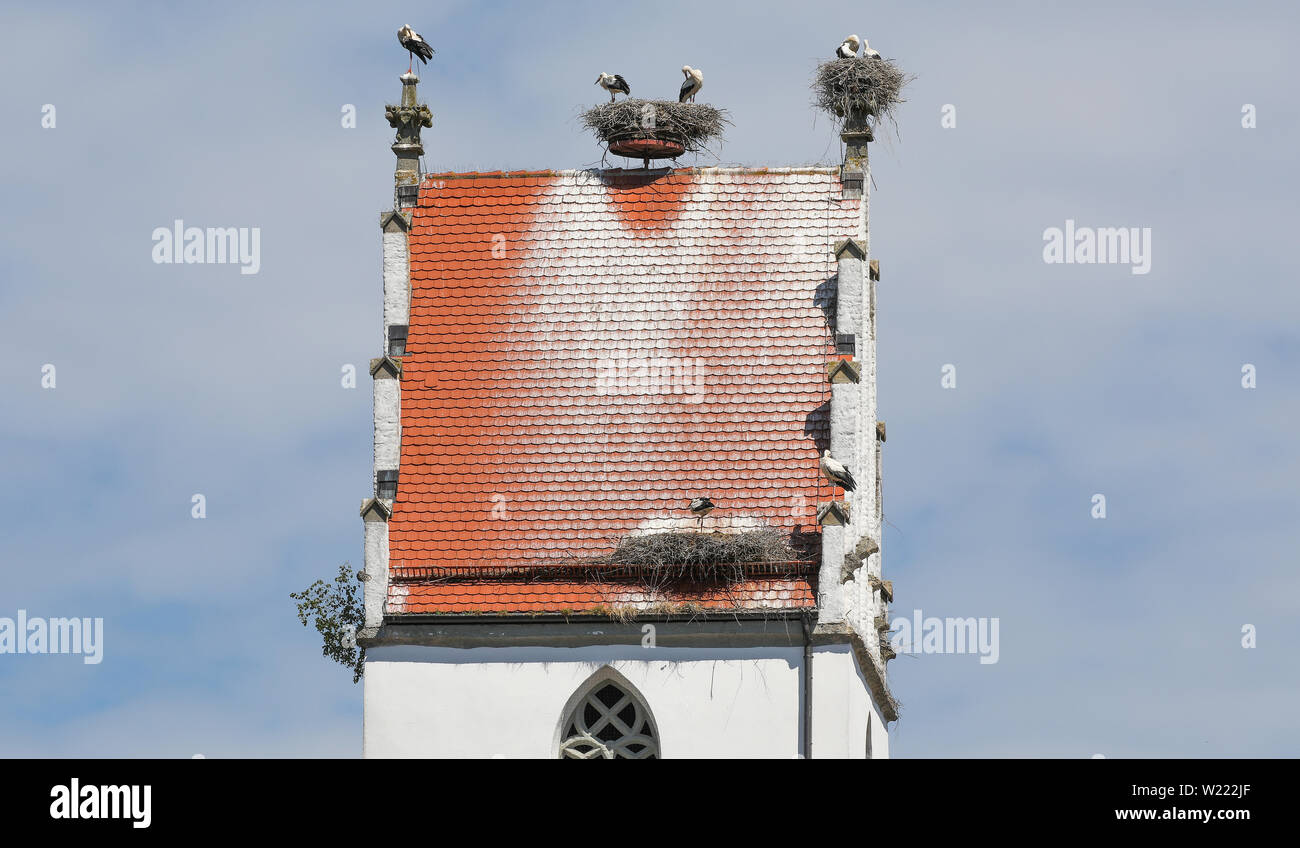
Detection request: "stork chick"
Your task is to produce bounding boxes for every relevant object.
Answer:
[688,497,716,527]
[595,72,631,102]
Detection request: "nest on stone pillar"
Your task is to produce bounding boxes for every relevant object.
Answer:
[812,57,912,134]
[580,99,730,160]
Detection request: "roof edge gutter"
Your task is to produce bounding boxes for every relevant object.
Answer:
[358,610,839,651]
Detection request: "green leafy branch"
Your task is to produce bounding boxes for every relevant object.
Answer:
[291,562,365,683]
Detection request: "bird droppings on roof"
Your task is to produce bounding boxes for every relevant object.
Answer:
[596,170,696,232]
[388,166,863,615]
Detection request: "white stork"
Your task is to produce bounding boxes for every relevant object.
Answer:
[679,65,703,103]
[819,450,857,492]
[836,34,860,58]
[595,72,631,102]
[688,496,715,526]
[861,38,882,60]
[397,25,435,74]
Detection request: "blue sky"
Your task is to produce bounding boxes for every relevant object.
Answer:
[0,0,1296,756]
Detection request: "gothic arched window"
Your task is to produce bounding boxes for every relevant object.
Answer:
[558,671,659,759]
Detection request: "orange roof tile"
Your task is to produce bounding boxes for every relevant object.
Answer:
[389,167,861,614]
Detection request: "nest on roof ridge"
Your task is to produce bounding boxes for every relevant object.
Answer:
[581,98,730,154]
[597,527,798,570]
[812,56,912,131]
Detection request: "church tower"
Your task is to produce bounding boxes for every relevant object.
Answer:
[357,65,898,758]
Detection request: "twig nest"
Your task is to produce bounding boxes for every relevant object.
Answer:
[581,99,730,156]
[813,57,912,130]
[601,528,798,568]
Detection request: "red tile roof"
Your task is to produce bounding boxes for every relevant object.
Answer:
[389,167,862,615]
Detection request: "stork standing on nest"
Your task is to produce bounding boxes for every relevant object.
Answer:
[688,497,716,527]
[819,450,857,492]
[836,34,860,58]
[595,72,631,102]
[679,65,703,102]
[860,38,881,60]
[397,25,435,74]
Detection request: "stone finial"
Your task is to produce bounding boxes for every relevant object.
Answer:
[386,73,433,208]
[827,359,861,384]
[817,500,850,526]
[834,238,867,261]
[370,356,403,379]
[360,498,393,522]
[380,211,410,233]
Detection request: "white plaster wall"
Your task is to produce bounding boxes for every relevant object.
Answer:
[837,252,865,339]
[809,644,886,759]
[381,230,410,347]
[857,270,879,564]
[868,689,890,759]
[852,155,882,650]
[362,519,390,628]
[366,645,800,759]
[818,524,846,622]
[822,375,860,626]
[825,250,879,633]
[365,645,805,758]
[372,378,400,472]
[364,642,888,758]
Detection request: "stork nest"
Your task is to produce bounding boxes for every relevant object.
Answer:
[599,528,798,569]
[581,99,730,154]
[812,57,912,130]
